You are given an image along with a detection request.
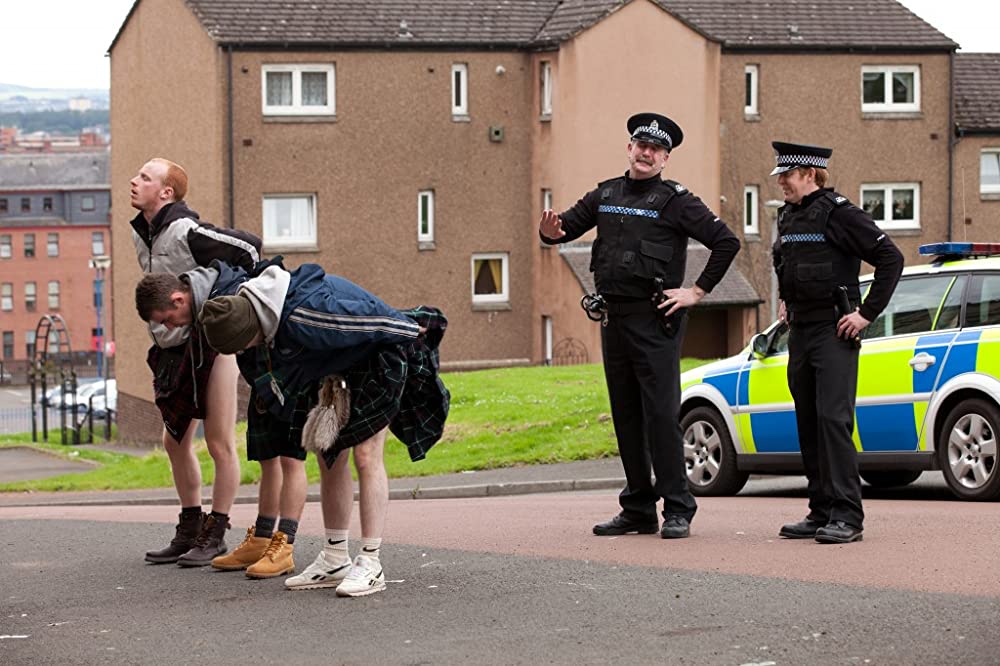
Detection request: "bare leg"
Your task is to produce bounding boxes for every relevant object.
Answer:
[257,458,281,520]
[319,449,353,530]
[279,457,307,522]
[202,354,240,514]
[163,421,201,507]
[353,428,388,540]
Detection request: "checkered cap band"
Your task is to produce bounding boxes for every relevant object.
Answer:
[776,153,829,169]
[631,125,673,149]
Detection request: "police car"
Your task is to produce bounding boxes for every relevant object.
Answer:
[680,242,1000,501]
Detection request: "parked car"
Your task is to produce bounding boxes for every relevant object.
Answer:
[679,242,1000,501]
[89,379,118,419]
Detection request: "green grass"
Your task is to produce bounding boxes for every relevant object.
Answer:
[0,360,712,493]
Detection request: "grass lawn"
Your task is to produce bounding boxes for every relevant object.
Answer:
[0,360,712,493]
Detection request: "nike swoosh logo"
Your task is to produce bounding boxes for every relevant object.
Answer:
[327,539,345,545]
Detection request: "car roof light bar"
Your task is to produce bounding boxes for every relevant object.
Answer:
[919,242,1000,258]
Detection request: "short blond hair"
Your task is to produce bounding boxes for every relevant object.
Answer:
[150,157,188,201]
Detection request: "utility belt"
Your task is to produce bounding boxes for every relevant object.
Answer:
[581,279,686,337]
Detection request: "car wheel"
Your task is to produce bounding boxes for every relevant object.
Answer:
[681,406,749,496]
[859,470,922,488]
[937,398,1000,501]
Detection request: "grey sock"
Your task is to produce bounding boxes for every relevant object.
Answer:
[277,517,299,544]
[255,515,276,539]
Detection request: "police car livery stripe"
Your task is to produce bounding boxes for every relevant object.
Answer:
[780,233,826,243]
[597,205,659,218]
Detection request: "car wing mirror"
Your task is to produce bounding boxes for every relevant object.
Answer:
[750,333,770,360]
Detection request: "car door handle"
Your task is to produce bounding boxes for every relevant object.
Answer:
[908,352,937,372]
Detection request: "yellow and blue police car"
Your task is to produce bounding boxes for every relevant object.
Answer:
[680,242,1000,501]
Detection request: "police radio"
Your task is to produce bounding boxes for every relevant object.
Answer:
[834,285,862,348]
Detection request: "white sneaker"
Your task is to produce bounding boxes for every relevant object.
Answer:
[335,554,386,597]
[284,551,351,591]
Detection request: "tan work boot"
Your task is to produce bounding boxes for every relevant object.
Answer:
[246,531,295,579]
[211,527,270,571]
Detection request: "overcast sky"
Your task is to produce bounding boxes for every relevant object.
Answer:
[0,0,997,90]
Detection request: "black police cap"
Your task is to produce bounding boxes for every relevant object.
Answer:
[770,141,833,175]
[627,113,683,152]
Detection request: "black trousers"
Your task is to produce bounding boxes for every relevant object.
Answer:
[787,320,864,529]
[601,308,697,522]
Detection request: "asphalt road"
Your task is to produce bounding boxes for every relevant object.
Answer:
[2,491,998,665]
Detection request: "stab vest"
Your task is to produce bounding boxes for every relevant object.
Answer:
[776,191,861,319]
[590,177,689,299]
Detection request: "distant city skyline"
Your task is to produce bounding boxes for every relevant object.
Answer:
[0,0,997,90]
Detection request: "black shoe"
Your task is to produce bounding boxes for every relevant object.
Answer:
[177,514,230,566]
[145,511,204,564]
[659,516,690,539]
[815,521,863,544]
[593,513,658,536]
[778,518,826,539]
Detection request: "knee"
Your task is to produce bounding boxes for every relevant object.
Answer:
[352,447,382,475]
[280,457,306,478]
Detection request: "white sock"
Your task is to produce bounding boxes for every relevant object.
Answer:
[324,529,350,563]
[360,537,382,562]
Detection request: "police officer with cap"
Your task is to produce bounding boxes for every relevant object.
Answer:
[770,141,903,544]
[540,113,740,539]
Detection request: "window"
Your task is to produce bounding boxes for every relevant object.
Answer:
[48,281,59,309]
[1,283,11,311]
[981,150,1000,195]
[91,231,105,256]
[261,64,335,116]
[262,194,317,248]
[540,61,553,118]
[933,275,967,331]
[48,330,59,355]
[81,195,95,212]
[861,65,920,112]
[2,332,12,359]
[864,275,954,339]
[0,198,7,213]
[861,183,920,230]
[24,233,35,258]
[24,282,36,312]
[451,63,468,118]
[744,64,759,116]
[47,233,59,257]
[418,190,434,243]
[21,197,30,213]
[966,274,1000,328]
[25,330,35,359]
[743,185,759,236]
[542,188,553,211]
[0,234,10,259]
[43,197,53,212]
[471,253,509,304]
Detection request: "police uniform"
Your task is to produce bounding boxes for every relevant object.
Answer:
[541,113,740,538]
[770,141,904,543]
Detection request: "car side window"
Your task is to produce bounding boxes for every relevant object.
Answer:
[863,275,955,339]
[965,274,1000,327]
[934,275,967,331]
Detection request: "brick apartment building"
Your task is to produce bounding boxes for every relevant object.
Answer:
[108,0,995,444]
[0,151,113,377]
[953,53,1000,237]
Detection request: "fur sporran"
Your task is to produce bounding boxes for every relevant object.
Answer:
[301,375,351,453]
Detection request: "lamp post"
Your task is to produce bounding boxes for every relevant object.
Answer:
[764,199,784,322]
[89,255,111,381]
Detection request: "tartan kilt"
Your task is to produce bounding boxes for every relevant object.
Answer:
[146,331,217,442]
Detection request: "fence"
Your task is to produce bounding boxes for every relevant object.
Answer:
[0,401,115,443]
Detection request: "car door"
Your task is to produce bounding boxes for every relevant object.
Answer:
[855,273,966,452]
[735,322,796,453]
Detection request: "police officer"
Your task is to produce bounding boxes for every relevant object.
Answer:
[770,141,903,544]
[539,113,740,539]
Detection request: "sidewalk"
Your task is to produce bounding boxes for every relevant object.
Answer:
[0,454,627,508]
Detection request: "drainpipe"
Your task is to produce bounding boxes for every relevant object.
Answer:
[947,50,955,242]
[226,45,235,229]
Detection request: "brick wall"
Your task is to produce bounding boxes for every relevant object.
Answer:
[117,379,252,447]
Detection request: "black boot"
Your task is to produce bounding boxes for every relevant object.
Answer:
[177,513,230,567]
[145,511,204,564]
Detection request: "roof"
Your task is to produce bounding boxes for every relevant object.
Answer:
[955,53,1000,133]
[109,0,956,52]
[0,152,110,191]
[560,241,762,306]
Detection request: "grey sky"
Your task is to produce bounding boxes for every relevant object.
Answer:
[0,0,997,90]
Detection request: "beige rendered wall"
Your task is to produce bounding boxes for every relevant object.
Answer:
[720,52,953,326]
[533,0,723,364]
[953,135,1000,241]
[228,49,535,366]
[109,0,226,417]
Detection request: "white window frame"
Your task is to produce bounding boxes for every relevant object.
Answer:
[47,233,58,257]
[0,234,10,259]
[48,280,59,310]
[860,182,921,230]
[540,61,553,118]
[91,231,105,256]
[24,282,36,311]
[1,283,11,311]
[418,190,435,243]
[861,65,920,113]
[744,64,759,116]
[541,188,553,212]
[743,185,760,236]
[261,64,336,116]
[981,148,1000,195]
[262,194,318,249]
[471,252,510,304]
[451,63,468,118]
[81,195,95,212]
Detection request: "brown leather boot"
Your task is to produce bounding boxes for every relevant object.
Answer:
[177,514,230,567]
[211,527,270,571]
[145,511,204,564]
[245,532,295,579]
